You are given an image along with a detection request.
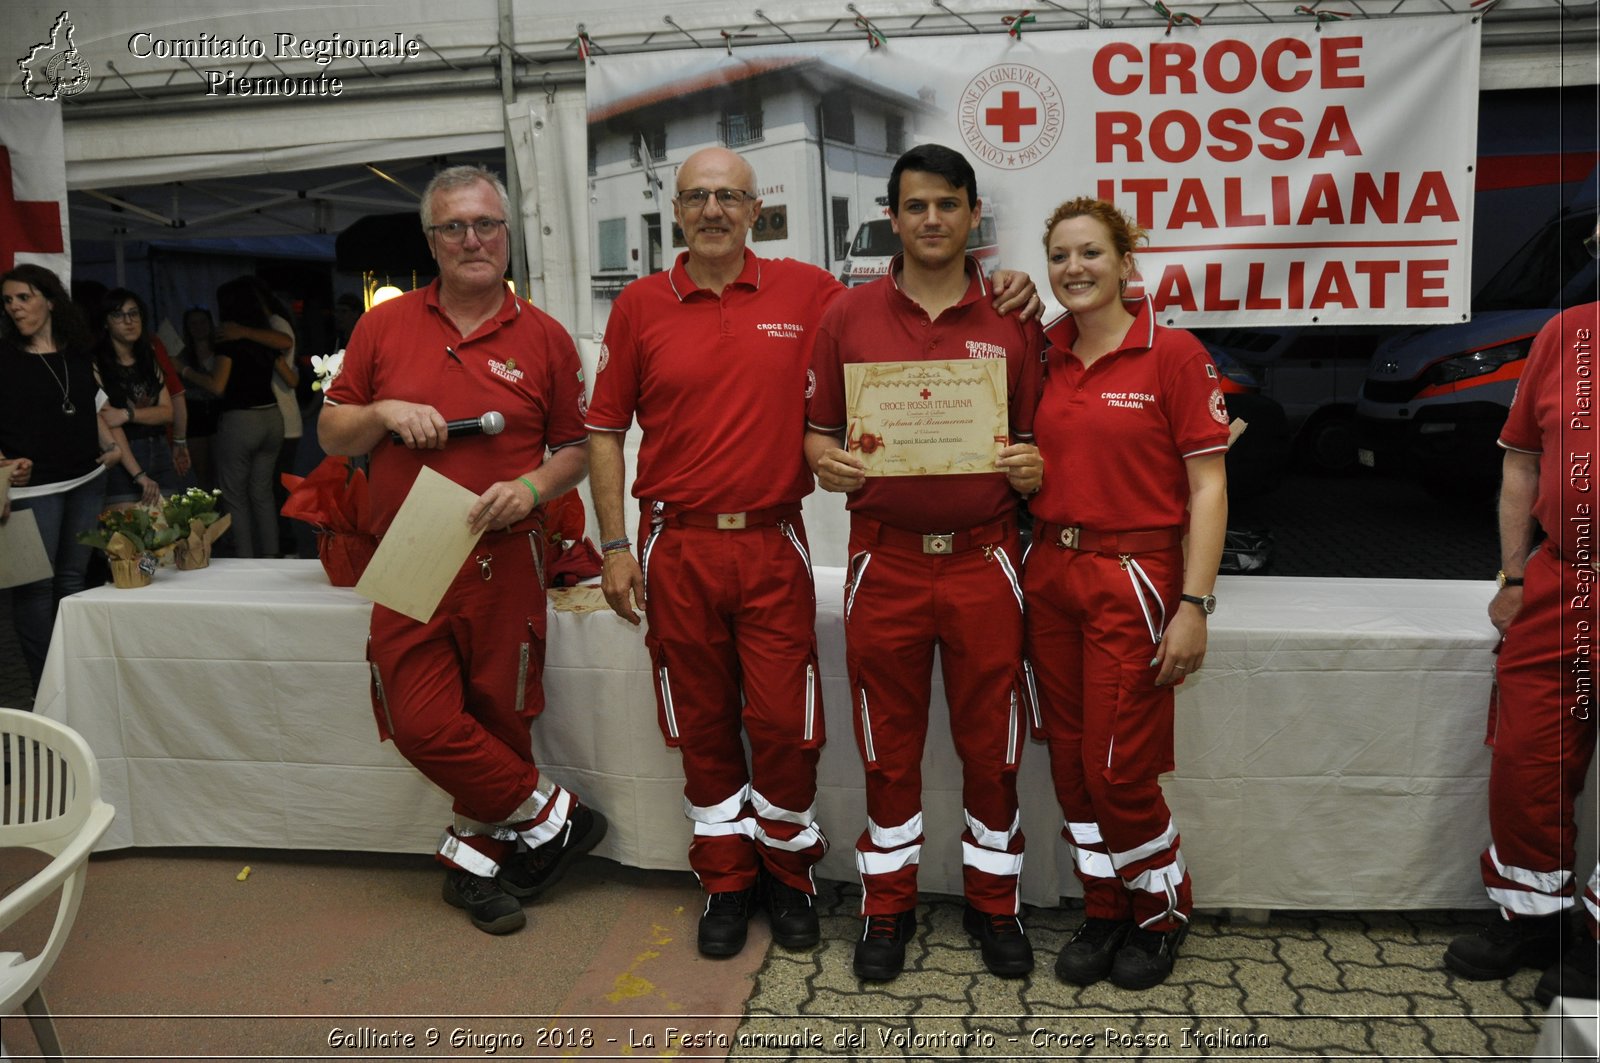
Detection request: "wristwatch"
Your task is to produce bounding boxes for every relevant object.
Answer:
[1497,570,1524,589]
[1180,593,1217,615]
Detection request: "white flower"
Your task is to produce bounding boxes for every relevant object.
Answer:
[311,349,345,392]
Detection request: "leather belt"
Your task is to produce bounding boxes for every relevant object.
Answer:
[651,502,801,530]
[864,516,1013,556]
[1038,521,1183,555]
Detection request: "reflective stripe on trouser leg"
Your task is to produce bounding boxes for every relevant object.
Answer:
[437,827,505,878]
[1063,819,1125,918]
[751,788,826,893]
[508,777,573,848]
[1111,818,1191,929]
[1483,842,1575,918]
[962,809,1024,915]
[857,812,923,915]
[686,784,758,890]
[1584,866,1600,932]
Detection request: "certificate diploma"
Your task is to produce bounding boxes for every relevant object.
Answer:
[844,359,1008,477]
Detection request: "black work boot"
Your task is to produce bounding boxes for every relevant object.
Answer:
[698,887,756,957]
[1109,923,1188,990]
[442,868,525,935]
[764,872,821,949]
[498,804,609,900]
[854,910,916,981]
[963,905,1034,978]
[1055,917,1134,986]
[1444,912,1565,980]
[1535,936,1600,1006]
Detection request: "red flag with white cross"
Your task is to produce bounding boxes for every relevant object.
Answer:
[0,101,70,286]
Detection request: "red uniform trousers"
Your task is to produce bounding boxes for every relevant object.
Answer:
[844,516,1028,916]
[367,528,572,877]
[640,511,827,894]
[1482,544,1600,935]
[1024,539,1192,931]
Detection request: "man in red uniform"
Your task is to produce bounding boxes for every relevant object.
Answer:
[588,146,1036,958]
[321,165,606,935]
[1444,228,1600,1004]
[805,143,1044,982]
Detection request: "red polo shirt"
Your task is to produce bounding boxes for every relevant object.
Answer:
[807,256,1043,532]
[1031,296,1230,531]
[587,249,842,511]
[1499,302,1600,558]
[326,281,588,535]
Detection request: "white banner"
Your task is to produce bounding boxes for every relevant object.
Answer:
[588,17,1480,326]
[0,100,71,287]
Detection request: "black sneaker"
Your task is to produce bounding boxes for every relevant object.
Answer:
[498,804,609,901]
[1444,912,1565,980]
[963,905,1034,978]
[1534,937,1600,1006]
[442,868,525,935]
[764,872,821,950]
[1055,917,1133,986]
[698,887,756,957]
[854,910,916,982]
[1109,924,1188,990]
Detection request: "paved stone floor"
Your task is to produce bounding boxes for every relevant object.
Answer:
[733,882,1549,1061]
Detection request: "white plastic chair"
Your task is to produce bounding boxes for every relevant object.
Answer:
[0,708,115,1062]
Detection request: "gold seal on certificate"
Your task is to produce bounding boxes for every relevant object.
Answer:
[844,359,1008,476]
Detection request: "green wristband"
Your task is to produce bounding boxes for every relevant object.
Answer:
[518,477,540,506]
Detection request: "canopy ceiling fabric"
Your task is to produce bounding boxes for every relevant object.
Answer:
[13,0,1591,191]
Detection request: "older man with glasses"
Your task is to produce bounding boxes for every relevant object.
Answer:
[320,164,606,935]
[586,146,1037,958]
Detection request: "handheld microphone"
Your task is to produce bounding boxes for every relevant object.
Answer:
[389,410,505,445]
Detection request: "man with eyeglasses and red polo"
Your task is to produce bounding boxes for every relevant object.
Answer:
[586,146,1038,958]
[321,164,607,935]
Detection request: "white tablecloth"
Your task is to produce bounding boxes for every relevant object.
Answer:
[34,559,1595,909]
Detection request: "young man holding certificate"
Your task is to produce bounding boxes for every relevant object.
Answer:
[805,143,1045,982]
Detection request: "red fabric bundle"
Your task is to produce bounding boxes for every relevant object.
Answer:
[281,456,377,587]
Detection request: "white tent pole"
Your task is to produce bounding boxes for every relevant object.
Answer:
[499,0,530,298]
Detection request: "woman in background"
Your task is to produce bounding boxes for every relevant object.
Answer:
[0,264,122,689]
[176,306,221,490]
[93,288,176,508]
[180,276,293,558]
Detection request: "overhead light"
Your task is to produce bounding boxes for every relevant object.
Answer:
[371,284,404,306]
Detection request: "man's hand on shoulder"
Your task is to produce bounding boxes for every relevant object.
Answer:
[990,270,1042,322]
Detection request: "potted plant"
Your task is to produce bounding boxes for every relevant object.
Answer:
[77,507,174,588]
[160,487,232,570]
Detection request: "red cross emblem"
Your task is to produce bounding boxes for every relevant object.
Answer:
[985,91,1037,144]
[0,148,64,271]
[919,388,932,400]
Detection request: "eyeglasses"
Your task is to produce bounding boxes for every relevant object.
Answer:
[427,218,508,244]
[108,309,142,322]
[675,188,755,211]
